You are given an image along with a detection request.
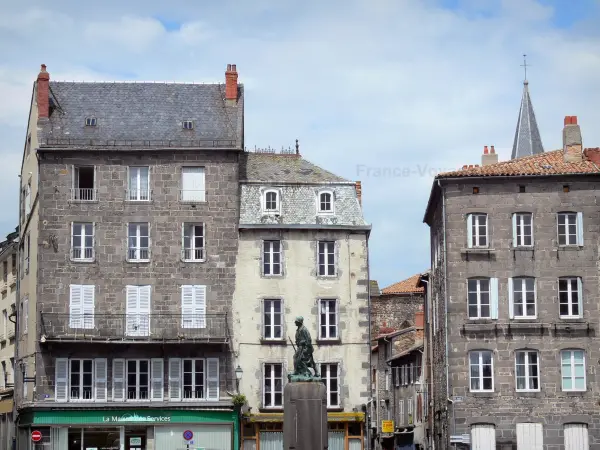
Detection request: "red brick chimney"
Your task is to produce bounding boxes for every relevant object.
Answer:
[415,306,424,340]
[37,64,50,119]
[563,116,583,162]
[482,145,498,166]
[355,181,362,205]
[225,64,238,103]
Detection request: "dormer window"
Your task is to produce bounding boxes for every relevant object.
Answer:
[182,120,194,130]
[85,118,97,127]
[318,191,334,214]
[263,190,280,214]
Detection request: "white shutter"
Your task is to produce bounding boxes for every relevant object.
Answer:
[508,278,514,319]
[206,357,220,400]
[54,358,69,402]
[467,214,473,248]
[69,285,83,328]
[181,285,194,329]
[182,167,205,201]
[82,285,95,329]
[168,358,182,401]
[577,212,584,245]
[564,424,589,450]
[139,285,151,336]
[94,358,107,402]
[112,359,125,401]
[195,285,207,328]
[577,277,583,318]
[471,424,496,450]
[151,358,164,401]
[516,423,543,450]
[126,285,139,336]
[490,278,499,319]
[512,214,518,247]
[23,297,28,334]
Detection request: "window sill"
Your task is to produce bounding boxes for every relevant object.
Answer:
[126,259,151,264]
[555,246,584,251]
[316,339,341,345]
[512,246,534,250]
[461,248,495,254]
[469,392,495,397]
[262,274,284,278]
[562,390,586,395]
[180,200,207,205]
[181,259,206,263]
[70,258,96,263]
[69,199,98,204]
[125,199,153,204]
[317,275,338,280]
[515,391,541,397]
[326,406,343,412]
[259,407,283,412]
[260,339,286,345]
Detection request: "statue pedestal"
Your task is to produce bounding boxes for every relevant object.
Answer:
[283,382,328,450]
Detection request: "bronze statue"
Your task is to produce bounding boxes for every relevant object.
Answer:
[288,316,320,381]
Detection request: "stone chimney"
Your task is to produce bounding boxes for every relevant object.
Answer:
[355,181,362,205]
[482,145,498,166]
[37,64,50,119]
[225,64,238,104]
[563,116,583,162]
[415,306,424,340]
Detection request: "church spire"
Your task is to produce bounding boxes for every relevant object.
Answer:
[511,55,544,159]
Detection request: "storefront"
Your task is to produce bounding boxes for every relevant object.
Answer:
[17,409,238,450]
[241,412,364,450]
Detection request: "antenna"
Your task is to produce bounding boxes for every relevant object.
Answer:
[521,54,530,83]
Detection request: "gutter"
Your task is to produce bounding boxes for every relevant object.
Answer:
[240,181,358,186]
[238,224,372,231]
[37,146,242,152]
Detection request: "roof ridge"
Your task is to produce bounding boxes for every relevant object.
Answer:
[50,80,228,85]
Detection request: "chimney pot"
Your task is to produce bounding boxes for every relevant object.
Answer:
[355,181,362,206]
[462,165,467,170]
[225,63,238,102]
[483,145,489,154]
[563,114,583,162]
[490,145,495,154]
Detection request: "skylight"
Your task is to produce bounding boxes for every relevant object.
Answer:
[182,120,194,130]
[85,118,97,127]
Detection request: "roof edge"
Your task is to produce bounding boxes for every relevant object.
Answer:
[240,180,357,186]
[239,224,371,231]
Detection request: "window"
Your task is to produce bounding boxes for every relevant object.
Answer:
[468,278,490,319]
[168,358,219,401]
[319,299,338,340]
[70,359,93,400]
[0,362,5,389]
[513,213,533,247]
[317,241,335,276]
[515,350,540,391]
[469,351,493,392]
[11,254,16,275]
[561,350,585,391]
[467,213,488,248]
[320,363,340,407]
[181,285,206,329]
[182,359,204,399]
[509,278,536,319]
[407,398,413,424]
[2,309,6,339]
[71,223,94,261]
[564,424,589,450]
[519,185,526,193]
[263,240,282,276]
[471,425,496,450]
[318,191,333,213]
[182,120,194,130]
[25,183,31,216]
[182,223,205,261]
[263,190,279,213]
[128,223,150,261]
[127,359,150,400]
[85,117,97,126]
[398,399,404,424]
[55,358,107,402]
[2,261,6,283]
[126,285,151,336]
[22,297,28,334]
[72,166,95,201]
[263,363,284,408]
[181,167,205,202]
[25,234,30,274]
[516,423,543,450]
[559,277,583,318]
[263,299,283,340]
[128,166,150,201]
[69,285,95,329]
[557,212,583,246]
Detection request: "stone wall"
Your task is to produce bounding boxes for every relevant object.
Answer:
[371,293,423,337]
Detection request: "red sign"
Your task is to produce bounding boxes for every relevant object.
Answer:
[31,431,42,442]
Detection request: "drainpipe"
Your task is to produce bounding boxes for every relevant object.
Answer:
[366,233,372,450]
[420,278,435,450]
[14,174,21,450]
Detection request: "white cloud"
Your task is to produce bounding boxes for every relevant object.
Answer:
[84,16,166,53]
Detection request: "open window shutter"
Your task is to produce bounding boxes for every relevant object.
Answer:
[181,285,194,329]
[139,286,151,336]
[195,168,206,201]
[512,214,518,247]
[467,215,473,248]
[82,285,95,329]
[508,278,514,319]
[490,278,499,319]
[194,285,207,329]
[94,358,107,402]
[577,212,584,245]
[151,358,164,401]
[125,286,139,336]
[69,285,83,328]
[206,358,220,400]
[55,358,69,402]
[112,359,125,401]
[168,358,182,401]
[577,277,584,318]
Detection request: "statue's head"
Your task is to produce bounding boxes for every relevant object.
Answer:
[294,316,304,326]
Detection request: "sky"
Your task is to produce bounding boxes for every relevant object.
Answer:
[1,0,600,288]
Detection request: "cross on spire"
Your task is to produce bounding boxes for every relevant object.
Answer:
[521,54,529,82]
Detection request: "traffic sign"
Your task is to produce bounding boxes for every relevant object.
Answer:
[31,431,42,442]
[183,430,193,441]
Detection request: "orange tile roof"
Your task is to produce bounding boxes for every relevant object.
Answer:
[439,148,600,178]
[381,273,425,295]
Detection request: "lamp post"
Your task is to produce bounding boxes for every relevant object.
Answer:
[234,365,244,450]
[235,365,243,392]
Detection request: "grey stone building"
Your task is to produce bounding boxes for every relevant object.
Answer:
[424,116,600,449]
[16,64,244,450]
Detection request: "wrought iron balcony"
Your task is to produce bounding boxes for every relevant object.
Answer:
[40,313,230,344]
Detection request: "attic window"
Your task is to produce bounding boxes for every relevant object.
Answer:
[85,118,97,127]
[472,187,479,194]
[563,185,570,193]
[519,185,526,193]
[182,120,194,130]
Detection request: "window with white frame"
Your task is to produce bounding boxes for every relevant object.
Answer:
[559,277,583,318]
[181,285,206,329]
[182,359,205,400]
[22,297,28,334]
[467,213,488,248]
[320,363,340,407]
[168,357,219,401]
[469,351,493,392]
[181,167,205,202]
[69,359,94,400]
[263,190,279,213]
[263,240,282,276]
[510,277,536,319]
[513,212,533,247]
[25,234,30,274]
[318,191,333,213]
[319,299,338,340]
[557,212,583,246]
[71,222,94,261]
[263,299,283,340]
[128,223,150,261]
[182,223,205,261]
[126,285,151,337]
[398,399,404,424]
[128,166,150,201]
[54,358,107,402]
[468,278,490,319]
[515,350,540,391]
[25,183,31,216]
[127,359,150,400]
[561,350,585,391]
[317,241,335,276]
[263,363,284,408]
[407,398,413,424]
[69,285,95,329]
[72,166,95,201]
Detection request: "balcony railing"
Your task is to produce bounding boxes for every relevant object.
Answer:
[180,190,205,202]
[127,189,151,201]
[182,248,205,261]
[70,188,97,201]
[127,248,150,261]
[71,247,95,261]
[40,313,230,343]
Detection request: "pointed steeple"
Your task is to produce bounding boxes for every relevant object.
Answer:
[511,79,544,159]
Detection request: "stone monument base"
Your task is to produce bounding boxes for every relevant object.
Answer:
[283,382,327,450]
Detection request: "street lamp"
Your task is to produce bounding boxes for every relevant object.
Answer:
[235,365,243,382]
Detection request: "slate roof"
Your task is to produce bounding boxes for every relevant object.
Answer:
[41,81,243,148]
[511,81,544,159]
[381,274,425,295]
[240,153,348,183]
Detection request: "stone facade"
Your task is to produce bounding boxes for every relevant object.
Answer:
[371,292,424,338]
